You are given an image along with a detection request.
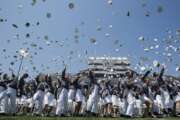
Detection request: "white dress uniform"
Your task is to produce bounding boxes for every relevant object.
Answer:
[154,94,163,114]
[0,86,8,113]
[105,95,112,104]
[119,98,127,115]
[75,89,84,102]
[162,90,172,109]
[98,95,107,111]
[126,91,135,116]
[134,99,143,116]
[43,91,55,107]
[6,86,17,114]
[56,88,68,115]
[33,90,45,114]
[27,97,33,109]
[86,84,99,113]
[98,97,103,112]
[21,95,28,107]
[79,95,86,115]
[112,95,119,107]
[67,88,75,113]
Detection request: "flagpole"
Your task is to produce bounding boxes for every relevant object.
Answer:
[17,48,28,81]
[17,56,24,80]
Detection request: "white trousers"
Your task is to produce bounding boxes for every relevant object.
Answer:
[86,95,99,113]
[0,90,8,113]
[134,99,143,116]
[56,88,68,115]
[33,90,44,114]
[43,92,55,107]
[126,103,135,116]
[119,99,127,115]
[80,97,86,115]
[6,87,16,114]
[67,99,75,113]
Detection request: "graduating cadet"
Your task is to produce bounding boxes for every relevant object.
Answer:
[56,67,69,116]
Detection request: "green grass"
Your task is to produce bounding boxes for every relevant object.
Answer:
[0,116,180,120]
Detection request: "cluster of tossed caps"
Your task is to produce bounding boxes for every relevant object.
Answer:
[0,0,179,76]
[138,28,180,72]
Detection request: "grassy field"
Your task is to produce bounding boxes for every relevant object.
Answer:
[0,116,180,120]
